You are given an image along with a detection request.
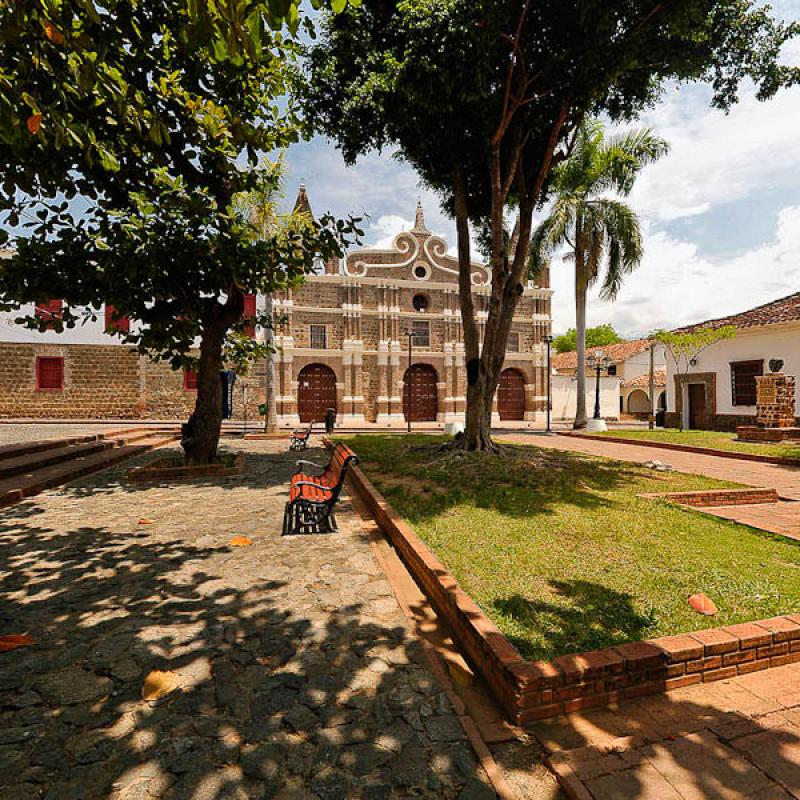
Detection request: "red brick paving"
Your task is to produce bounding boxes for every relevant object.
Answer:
[532,662,800,799]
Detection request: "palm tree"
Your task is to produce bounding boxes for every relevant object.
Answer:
[530,120,668,428]
[235,157,314,432]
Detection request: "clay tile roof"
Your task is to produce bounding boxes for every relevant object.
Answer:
[551,338,653,371]
[622,370,666,389]
[675,291,800,333]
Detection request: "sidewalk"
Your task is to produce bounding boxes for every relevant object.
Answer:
[0,439,498,799]
[498,432,800,541]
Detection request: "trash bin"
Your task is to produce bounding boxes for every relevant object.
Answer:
[325,408,336,435]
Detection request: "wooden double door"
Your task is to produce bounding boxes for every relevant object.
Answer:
[497,368,526,421]
[403,364,438,422]
[688,383,708,430]
[298,364,337,423]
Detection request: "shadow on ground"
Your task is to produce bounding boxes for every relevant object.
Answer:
[492,581,657,659]
[0,442,495,799]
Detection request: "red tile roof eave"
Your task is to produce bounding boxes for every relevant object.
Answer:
[672,291,800,334]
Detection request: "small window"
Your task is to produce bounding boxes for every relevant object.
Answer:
[36,356,64,391]
[310,324,327,350]
[242,294,257,339]
[184,369,198,391]
[731,360,763,406]
[411,319,430,348]
[412,294,429,312]
[413,264,429,280]
[104,304,130,334]
[35,299,62,330]
[607,364,617,376]
[507,332,520,352]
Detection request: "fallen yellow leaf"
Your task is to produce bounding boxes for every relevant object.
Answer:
[142,670,181,704]
[138,518,153,525]
[228,535,253,547]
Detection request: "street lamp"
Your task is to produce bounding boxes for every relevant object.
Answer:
[587,350,613,427]
[404,327,416,434]
[543,334,553,433]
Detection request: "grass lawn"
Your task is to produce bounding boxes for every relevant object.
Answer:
[345,434,800,662]
[592,428,800,460]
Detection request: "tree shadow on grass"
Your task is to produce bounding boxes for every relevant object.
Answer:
[0,449,493,799]
[492,580,657,662]
[343,435,642,524]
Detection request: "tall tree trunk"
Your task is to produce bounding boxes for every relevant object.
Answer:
[183,322,225,463]
[263,294,277,433]
[574,258,589,429]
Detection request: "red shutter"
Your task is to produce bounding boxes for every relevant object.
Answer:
[104,304,130,334]
[35,299,63,330]
[184,369,198,391]
[36,356,64,390]
[243,293,256,338]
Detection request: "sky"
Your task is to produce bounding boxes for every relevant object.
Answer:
[285,1,800,339]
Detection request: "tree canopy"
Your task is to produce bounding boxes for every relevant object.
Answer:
[306,0,798,450]
[0,0,361,461]
[554,325,623,354]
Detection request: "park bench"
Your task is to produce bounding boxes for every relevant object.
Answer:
[289,421,315,451]
[282,442,359,535]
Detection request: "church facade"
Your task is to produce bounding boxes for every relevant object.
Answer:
[271,197,553,427]
[0,192,553,427]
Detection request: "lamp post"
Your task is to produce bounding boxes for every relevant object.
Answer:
[544,334,553,433]
[404,328,416,434]
[587,350,613,429]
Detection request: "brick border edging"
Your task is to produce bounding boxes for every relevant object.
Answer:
[127,451,246,483]
[331,439,800,725]
[641,487,780,508]
[562,432,800,466]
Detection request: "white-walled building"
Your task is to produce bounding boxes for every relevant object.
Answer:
[665,292,800,430]
[552,339,667,420]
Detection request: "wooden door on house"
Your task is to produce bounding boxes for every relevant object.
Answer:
[298,364,337,423]
[688,383,707,429]
[498,368,526,420]
[402,364,438,421]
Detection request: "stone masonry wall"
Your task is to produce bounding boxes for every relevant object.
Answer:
[0,343,142,419]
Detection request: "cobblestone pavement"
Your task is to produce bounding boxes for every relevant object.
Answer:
[0,439,497,800]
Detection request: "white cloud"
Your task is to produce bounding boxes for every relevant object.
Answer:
[622,76,800,222]
[551,206,800,338]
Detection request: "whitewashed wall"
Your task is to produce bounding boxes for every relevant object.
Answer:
[551,374,620,420]
[665,323,800,416]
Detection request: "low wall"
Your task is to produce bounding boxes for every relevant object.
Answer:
[643,488,779,508]
[564,432,800,466]
[341,447,800,724]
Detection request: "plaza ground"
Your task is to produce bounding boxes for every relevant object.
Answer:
[0,438,506,800]
[2,427,800,799]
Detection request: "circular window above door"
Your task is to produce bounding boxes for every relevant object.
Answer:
[412,294,429,312]
[413,263,430,280]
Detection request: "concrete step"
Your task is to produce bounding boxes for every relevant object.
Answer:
[0,433,177,509]
[0,439,115,480]
[0,427,144,462]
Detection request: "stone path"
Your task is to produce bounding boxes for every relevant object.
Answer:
[499,432,800,540]
[0,439,496,799]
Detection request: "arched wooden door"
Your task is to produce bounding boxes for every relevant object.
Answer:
[402,364,438,422]
[498,368,526,421]
[297,364,337,423]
